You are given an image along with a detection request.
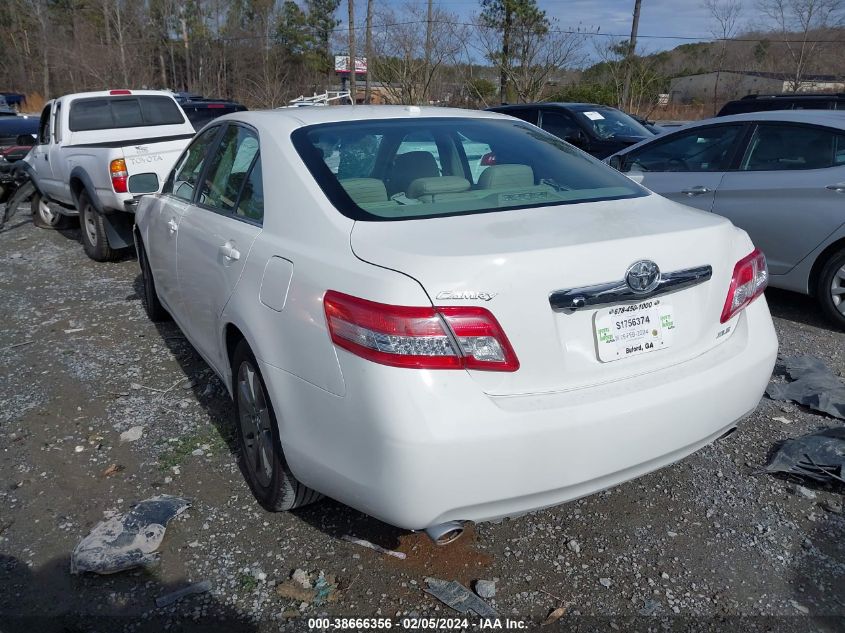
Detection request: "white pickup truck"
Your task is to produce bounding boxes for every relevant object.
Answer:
[22,90,196,261]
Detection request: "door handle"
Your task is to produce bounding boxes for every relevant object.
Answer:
[167,218,178,233]
[681,186,711,196]
[219,243,240,261]
[44,155,49,161]
[826,183,845,192]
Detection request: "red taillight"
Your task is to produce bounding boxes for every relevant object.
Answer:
[721,249,768,323]
[110,158,128,193]
[109,89,132,95]
[207,104,226,109]
[480,152,497,166]
[323,291,519,371]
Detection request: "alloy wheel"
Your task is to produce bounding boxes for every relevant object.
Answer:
[237,361,274,487]
[832,263,845,316]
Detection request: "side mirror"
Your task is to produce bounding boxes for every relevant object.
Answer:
[127,173,160,194]
[16,134,35,147]
[608,155,623,171]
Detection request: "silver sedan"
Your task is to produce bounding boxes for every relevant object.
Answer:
[608,110,845,328]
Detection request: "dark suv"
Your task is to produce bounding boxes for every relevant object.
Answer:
[487,103,652,159]
[717,93,845,116]
[174,95,248,131]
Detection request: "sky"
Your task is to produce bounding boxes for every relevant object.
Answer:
[375,0,728,53]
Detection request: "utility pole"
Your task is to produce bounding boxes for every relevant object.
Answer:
[424,0,433,100]
[348,0,356,104]
[364,0,374,103]
[620,0,642,111]
[181,15,191,92]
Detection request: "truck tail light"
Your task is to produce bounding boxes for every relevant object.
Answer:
[109,89,132,95]
[110,159,128,193]
[721,249,768,323]
[323,291,519,371]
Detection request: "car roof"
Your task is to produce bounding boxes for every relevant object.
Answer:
[611,109,845,157]
[490,102,619,112]
[216,105,511,130]
[684,109,845,129]
[57,90,180,102]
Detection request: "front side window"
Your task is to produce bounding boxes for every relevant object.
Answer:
[740,124,845,171]
[292,118,646,221]
[625,125,743,173]
[38,104,51,144]
[165,126,220,201]
[541,112,581,141]
[200,125,260,213]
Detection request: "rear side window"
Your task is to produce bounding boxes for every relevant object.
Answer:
[236,158,264,222]
[69,96,185,131]
[199,125,260,213]
[740,124,845,171]
[624,125,743,172]
[184,105,245,131]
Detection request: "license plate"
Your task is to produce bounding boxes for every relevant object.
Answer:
[593,299,675,362]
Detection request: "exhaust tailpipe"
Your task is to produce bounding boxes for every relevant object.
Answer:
[424,521,465,546]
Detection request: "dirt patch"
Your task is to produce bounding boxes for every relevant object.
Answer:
[389,526,493,585]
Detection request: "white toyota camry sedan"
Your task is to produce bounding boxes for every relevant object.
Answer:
[134,106,778,543]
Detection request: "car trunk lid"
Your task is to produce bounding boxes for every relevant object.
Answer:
[350,195,746,396]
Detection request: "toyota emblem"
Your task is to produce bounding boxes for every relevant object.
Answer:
[625,260,661,294]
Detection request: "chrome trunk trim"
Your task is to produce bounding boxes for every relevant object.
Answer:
[549,265,712,312]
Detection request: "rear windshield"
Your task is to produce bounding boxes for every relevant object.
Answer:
[292,118,646,221]
[718,99,839,116]
[69,96,186,132]
[184,105,244,131]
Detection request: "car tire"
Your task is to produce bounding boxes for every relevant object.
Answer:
[79,191,120,262]
[817,247,845,329]
[232,340,322,512]
[31,192,71,229]
[138,241,170,322]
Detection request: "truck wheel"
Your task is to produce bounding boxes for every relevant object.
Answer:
[79,192,120,262]
[817,246,845,330]
[138,241,170,322]
[32,192,71,229]
[232,340,323,512]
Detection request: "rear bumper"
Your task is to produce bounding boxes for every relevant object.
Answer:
[258,299,777,530]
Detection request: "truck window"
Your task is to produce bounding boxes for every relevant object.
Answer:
[68,96,186,132]
[53,100,62,143]
[38,104,52,144]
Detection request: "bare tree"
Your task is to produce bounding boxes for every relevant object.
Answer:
[704,0,743,113]
[373,5,466,104]
[476,17,585,103]
[758,0,844,91]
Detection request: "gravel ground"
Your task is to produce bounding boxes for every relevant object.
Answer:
[1,213,844,632]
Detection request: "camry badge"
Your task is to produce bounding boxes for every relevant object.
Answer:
[436,290,498,301]
[625,260,661,294]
